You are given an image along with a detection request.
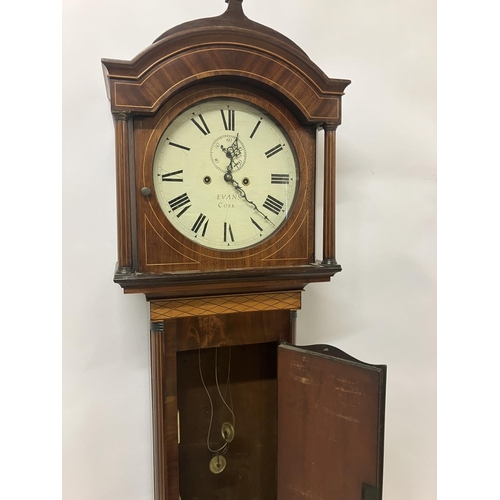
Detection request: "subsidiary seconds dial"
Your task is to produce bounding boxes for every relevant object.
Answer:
[152,98,299,251]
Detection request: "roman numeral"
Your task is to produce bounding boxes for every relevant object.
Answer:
[271,173,290,184]
[263,195,284,215]
[161,170,183,182]
[168,193,191,217]
[250,120,262,139]
[221,109,235,131]
[250,217,263,232]
[224,222,235,243]
[192,213,209,235]
[168,142,190,151]
[265,144,284,158]
[191,114,210,136]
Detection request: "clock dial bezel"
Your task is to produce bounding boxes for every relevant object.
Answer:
[135,83,315,271]
[152,97,300,252]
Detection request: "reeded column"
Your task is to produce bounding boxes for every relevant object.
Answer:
[150,321,167,500]
[322,124,338,266]
[113,111,133,273]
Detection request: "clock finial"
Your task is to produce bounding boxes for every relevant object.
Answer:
[224,0,245,17]
[225,0,244,9]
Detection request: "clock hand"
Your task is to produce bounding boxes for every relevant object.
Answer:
[222,136,241,174]
[220,144,231,158]
[230,133,240,155]
[221,151,235,174]
[223,173,275,226]
[221,134,242,168]
[228,133,239,152]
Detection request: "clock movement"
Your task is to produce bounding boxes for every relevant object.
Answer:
[102,1,386,499]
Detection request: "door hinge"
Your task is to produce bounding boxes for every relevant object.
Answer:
[177,410,180,444]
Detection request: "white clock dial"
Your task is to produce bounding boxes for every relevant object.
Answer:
[152,98,299,251]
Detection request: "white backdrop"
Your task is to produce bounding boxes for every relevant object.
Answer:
[62,1,436,499]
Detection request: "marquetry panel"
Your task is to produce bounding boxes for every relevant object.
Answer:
[149,291,301,320]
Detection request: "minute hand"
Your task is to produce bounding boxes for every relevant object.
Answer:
[230,178,275,226]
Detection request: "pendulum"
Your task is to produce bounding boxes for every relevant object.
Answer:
[209,453,227,474]
[199,347,236,474]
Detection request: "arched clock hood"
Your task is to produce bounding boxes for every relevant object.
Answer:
[102,0,350,125]
[103,0,349,297]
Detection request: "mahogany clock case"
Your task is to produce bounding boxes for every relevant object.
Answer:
[102,2,386,500]
[102,0,351,298]
[153,310,386,500]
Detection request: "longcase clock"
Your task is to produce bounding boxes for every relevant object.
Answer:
[102,1,386,499]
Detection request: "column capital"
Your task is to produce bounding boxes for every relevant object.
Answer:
[150,321,164,333]
[322,123,338,132]
[112,111,131,122]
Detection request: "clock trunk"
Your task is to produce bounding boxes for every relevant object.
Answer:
[151,310,385,500]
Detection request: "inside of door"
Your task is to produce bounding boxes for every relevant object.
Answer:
[175,341,385,500]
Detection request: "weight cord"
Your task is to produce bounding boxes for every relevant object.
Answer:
[198,347,235,455]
